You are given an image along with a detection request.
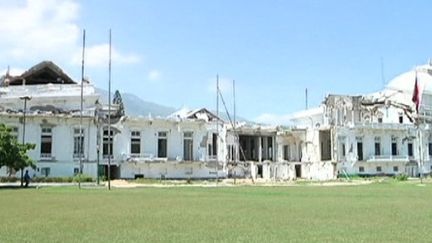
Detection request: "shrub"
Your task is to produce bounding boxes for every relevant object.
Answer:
[394,174,408,181]
[31,177,43,183]
[348,174,362,179]
[73,174,94,183]
[337,173,362,180]
[0,177,18,182]
[29,176,92,183]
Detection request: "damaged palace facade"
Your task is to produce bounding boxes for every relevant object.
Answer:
[1,61,431,180]
[0,61,225,179]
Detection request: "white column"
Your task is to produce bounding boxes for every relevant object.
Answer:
[258,136,262,162]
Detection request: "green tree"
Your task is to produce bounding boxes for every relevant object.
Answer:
[0,124,36,176]
[112,90,125,117]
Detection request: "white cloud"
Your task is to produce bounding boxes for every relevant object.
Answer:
[254,113,292,125]
[72,43,140,68]
[148,70,161,81]
[0,0,80,60]
[0,68,26,76]
[0,0,140,67]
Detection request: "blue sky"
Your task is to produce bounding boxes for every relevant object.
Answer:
[0,0,431,124]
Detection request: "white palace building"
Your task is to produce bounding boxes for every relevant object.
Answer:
[0,61,431,180]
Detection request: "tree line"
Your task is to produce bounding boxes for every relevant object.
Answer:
[0,124,35,177]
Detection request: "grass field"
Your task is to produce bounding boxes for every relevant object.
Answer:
[1,181,432,242]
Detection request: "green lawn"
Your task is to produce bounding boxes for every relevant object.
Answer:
[1,182,431,242]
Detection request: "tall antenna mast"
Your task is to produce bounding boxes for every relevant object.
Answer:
[381,57,385,87]
[233,80,236,129]
[216,74,219,184]
[233,80,236,163]
[305,88,308,109]
[216,75,219,125]
[79,29,85,189]
[107,29,112,190]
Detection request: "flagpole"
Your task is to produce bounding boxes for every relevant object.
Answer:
[418,125,423,183]
[107,29,112,190]
[412,69,423,183]
[216,74,219,185]
[233,79,236,164]
[417,70,423,183]
[79,29,85,189]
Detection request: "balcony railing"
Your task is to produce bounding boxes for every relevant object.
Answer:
[126,153,168,163]
[73,153,86,159]
[125,153,219,163]
[102,154,114,159]
[129,153,154,160]
[367,155,409,162]
[354,123,413,130]
[207,155,218,161]
[40,153,55,161]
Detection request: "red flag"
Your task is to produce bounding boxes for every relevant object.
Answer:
[412,72,420,113]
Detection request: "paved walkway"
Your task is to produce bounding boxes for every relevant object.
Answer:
[2,178,414,189]
[0,182,100,188]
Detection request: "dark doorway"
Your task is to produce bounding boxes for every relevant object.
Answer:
[257,164,263,178]
[104,165,120,179]
[374,142,381,156]
[295,164,302,178]
[391,143,397,156]
[158,139,167,158]
[239,135,257,161]
[319,130,332,160]
[357,142,363,161]
[212,133,218,156]
[408,143,413,157]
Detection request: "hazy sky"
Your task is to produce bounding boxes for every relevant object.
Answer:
[0,0,431,124]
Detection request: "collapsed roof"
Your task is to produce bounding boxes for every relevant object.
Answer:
[0,61,76,86]
[168,107,222,122]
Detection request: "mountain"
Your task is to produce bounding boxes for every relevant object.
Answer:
[96,88,176,117]
[95,88,250,122]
